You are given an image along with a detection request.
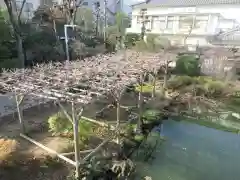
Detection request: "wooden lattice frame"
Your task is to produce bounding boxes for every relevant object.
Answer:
[0,50,176,178]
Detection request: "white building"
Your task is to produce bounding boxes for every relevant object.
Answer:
[126,0,240,48]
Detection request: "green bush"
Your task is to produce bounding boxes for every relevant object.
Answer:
[133,35,171,52]
[124,33,140,48]
[146,34,159,52]
[142,109,162,124]
[175,55,200,76]
[168,75,195,89]
[203,80,225,97]
[193,77,225,97]
[168,75,226,97]
[48,112,93,142]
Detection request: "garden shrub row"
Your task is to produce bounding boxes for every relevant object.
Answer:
[168,75,226,97]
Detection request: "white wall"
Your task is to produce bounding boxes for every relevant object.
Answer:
[129,5,240,34]
[127,4,240,46]
[131,5,240,21]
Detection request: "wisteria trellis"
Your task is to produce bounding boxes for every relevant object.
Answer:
[0,50,176,178]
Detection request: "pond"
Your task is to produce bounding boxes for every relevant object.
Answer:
[137,120,240,180]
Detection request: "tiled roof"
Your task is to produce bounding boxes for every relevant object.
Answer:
[134,0,240,7]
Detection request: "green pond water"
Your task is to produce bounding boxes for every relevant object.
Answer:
[137,120,240,180]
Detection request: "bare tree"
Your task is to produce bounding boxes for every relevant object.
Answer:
[183,24,193,46]
[4,0,26,68]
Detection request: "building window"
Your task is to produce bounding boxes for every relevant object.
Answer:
[144,16,151,30]
[193,15,208,30]
[151,16,158,29]
[179,16,194,29]
[152,16,166,30]
[136,15,149,26]
[159,16,166,30]
[166,16,174,29]
[218,19,234,31]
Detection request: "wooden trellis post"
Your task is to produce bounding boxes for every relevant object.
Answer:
[15,93,25,133]
[152,70,157,98]
[116,101,120,144]
[72,102,82,178]
[137,74,144,132]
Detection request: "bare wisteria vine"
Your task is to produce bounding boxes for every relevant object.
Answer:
[0,50,177,105]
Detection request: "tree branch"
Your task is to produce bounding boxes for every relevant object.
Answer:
[18,0,26,22]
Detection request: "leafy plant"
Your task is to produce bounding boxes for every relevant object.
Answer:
[124,33,140,48]
[168,75,195,89]
[203,80,225,97]
[146,34,159,52]
[142,110,162,123]
[175,55,200,76]
[48,112,93,142]
[125,123,137,135]
[168,75,226,97]
[134,134,144,142]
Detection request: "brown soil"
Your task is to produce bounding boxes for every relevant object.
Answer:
[0,103,73,180]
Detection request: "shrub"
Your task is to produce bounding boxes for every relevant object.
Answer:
[105,34,118,52]
[203,80,225,97]
[48,112,93,142]
[168,75,226,97]
[134,134,144,142]
[147,34,171,51]
[124,33,140,48]
[146,34,159,52]
[175,55,200,76]
[168,75,195,89]
[125,123,137,135]
[142,109,162,123]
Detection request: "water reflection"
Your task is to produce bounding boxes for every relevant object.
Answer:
[137,120,240,180]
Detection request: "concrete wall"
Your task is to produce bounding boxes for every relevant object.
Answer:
[127,4,240,47]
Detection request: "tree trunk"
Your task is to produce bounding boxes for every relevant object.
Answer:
[4,0,25,68]
[16,34,25,68]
